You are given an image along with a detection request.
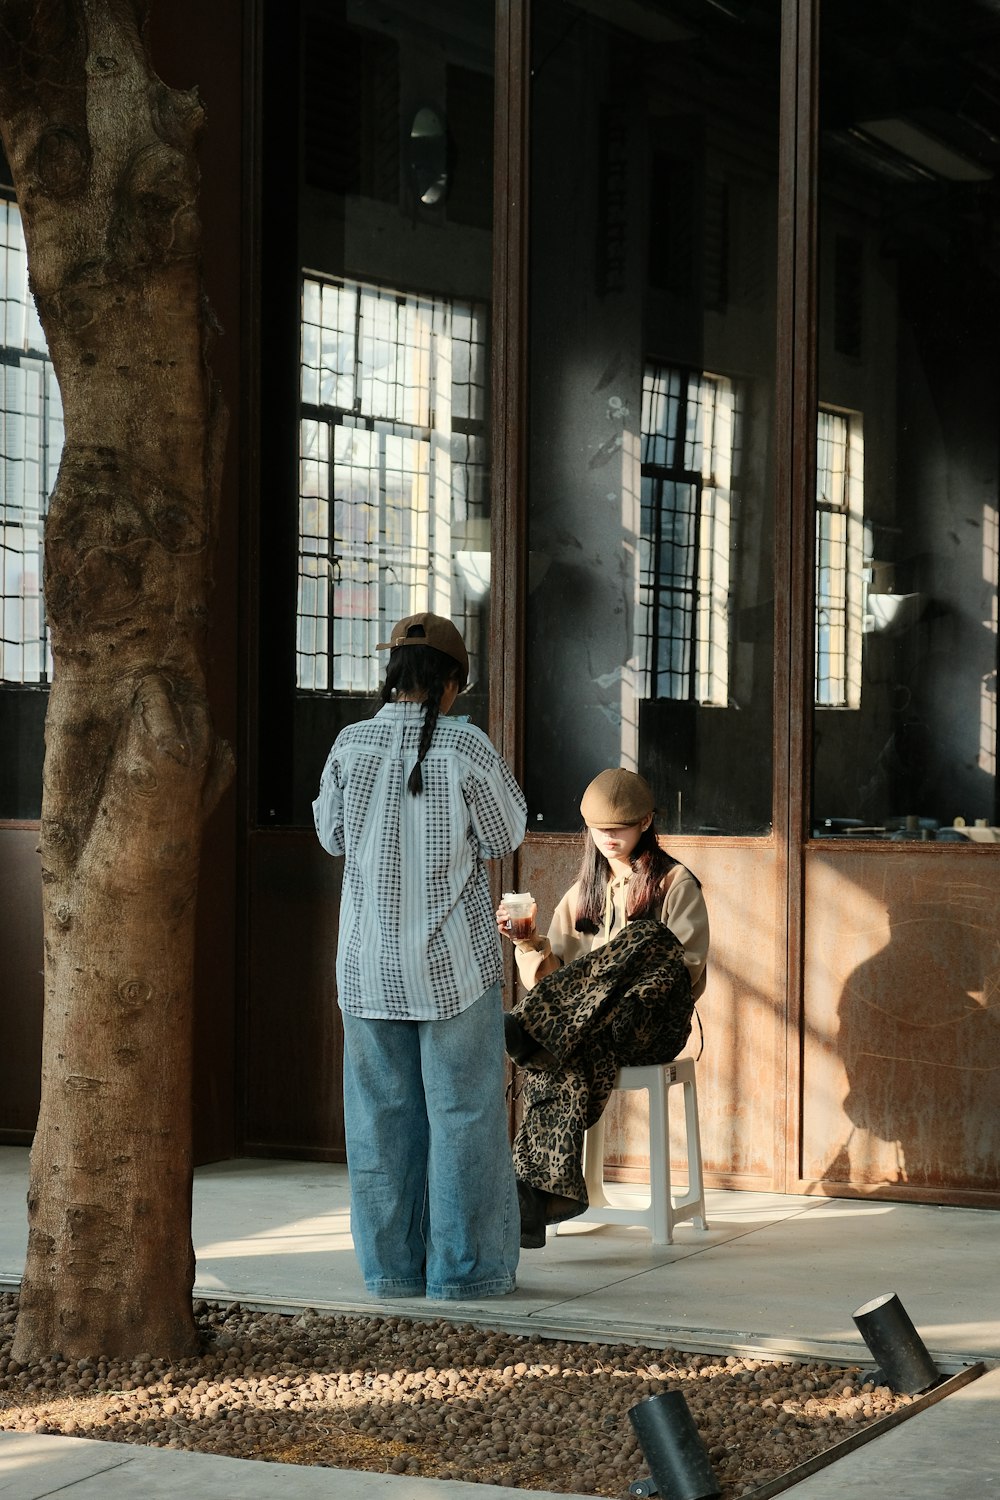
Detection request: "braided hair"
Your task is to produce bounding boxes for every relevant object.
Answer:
[380,641,462,795]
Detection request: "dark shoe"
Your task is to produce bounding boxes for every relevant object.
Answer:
[516,1179,548,1249]
[504,1014,557,1070]
[504,1013,534,1063]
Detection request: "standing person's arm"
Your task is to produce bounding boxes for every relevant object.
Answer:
[464,750,527,858]
[312,747,346,856]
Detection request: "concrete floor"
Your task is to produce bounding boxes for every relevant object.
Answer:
[0,1147,997,1497]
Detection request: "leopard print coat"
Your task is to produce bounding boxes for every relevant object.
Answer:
[510,917,693,1221]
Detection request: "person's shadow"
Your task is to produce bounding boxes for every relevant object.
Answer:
[821,896,1000,1192]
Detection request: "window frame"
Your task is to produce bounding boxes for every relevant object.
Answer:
[813,403,865,711]
[296,271,490,697]
[0,192,62,689]
[637,360,740,707]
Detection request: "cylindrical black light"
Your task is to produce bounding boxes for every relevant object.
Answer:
[628,1390,721,1500]
[853,1292,941,1395]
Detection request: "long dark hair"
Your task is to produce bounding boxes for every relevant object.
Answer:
[573,822,680,933]
[380,643,461,795]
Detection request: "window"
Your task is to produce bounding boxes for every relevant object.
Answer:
[297,275,489,695]
[1,197,62,685]
[637,363,739,706]
[814,407,865,709]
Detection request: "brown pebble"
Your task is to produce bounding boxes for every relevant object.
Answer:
[0,1291,913,1491]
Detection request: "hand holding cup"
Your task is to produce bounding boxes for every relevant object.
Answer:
[498,891,537,941]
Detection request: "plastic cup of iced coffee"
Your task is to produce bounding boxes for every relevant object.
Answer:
[502,891,535,940]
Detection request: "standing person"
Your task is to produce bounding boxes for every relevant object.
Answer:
[314,612,527,1299]
[497,768,709,1247]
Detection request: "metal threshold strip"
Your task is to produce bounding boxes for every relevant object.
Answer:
[741,1362,988,1500]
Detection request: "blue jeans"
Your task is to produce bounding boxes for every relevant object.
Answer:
[341,983,519,1300]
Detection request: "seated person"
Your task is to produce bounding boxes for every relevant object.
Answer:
[497,769,709,1247]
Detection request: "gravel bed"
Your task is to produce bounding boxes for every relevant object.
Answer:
[0,1292,913,1497]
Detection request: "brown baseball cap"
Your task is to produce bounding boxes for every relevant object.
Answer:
[580,768,655,826]
[376,612,470,687]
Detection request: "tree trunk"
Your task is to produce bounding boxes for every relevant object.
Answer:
[0,0,232,1361]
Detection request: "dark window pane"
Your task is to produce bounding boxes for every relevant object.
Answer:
[812,0,1000,841]
[525,0,778,833]
[268,1,496,825]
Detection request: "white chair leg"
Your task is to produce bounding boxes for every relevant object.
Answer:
[564,1058,708,1247]
[582,1113,609,1207]
[647,1068,674,1246]
[664,1057,708,1231]
[681,1064,708,1230]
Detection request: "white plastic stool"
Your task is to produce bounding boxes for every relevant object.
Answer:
[564,1057,708,1247]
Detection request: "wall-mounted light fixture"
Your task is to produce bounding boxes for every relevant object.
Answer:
[857,118,992,182]
[408,106,448,206]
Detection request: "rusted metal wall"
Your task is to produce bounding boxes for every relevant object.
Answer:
[0,810,239,1165]
[243,830,346,1160]
[0,829,44,1143]
[800,847,1000,1205]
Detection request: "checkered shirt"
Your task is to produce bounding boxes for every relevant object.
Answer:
[313,702,527,1019]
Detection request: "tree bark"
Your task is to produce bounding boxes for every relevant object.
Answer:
[0,0,232,1361]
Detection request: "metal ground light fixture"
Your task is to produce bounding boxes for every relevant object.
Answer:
[628,1389,721,1499]
[852,1292,941,1395]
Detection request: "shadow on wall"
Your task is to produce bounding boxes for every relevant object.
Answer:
[820,881,1000,1195]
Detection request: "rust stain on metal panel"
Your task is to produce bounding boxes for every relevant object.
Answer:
[802,847,1000,1195]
